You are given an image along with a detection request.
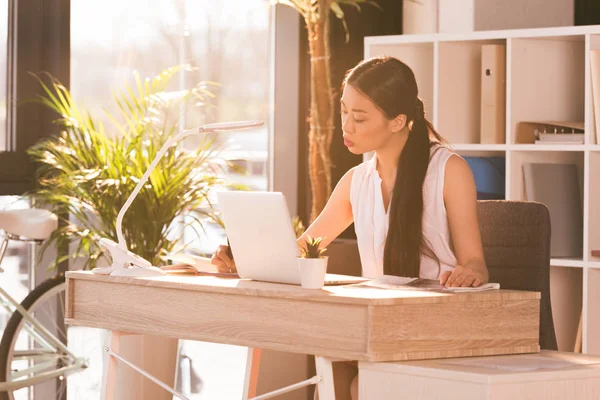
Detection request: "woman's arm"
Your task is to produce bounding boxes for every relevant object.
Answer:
[298,167,355,249]
[440,155,489,287]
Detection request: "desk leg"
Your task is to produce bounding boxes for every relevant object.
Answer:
[100,330,122,400]
[315,356,335,400]
[242,347,262,400]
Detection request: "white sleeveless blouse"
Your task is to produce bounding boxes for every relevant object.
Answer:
[350,145,457,279]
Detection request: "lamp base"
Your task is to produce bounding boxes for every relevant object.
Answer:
[92,238,166,277]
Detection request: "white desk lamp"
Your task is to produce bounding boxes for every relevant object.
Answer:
[92,120,264,277]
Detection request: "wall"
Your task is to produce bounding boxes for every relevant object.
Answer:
[474,0,574,31]
[404,0,575,34]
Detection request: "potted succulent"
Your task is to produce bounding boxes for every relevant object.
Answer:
[297,235,328,289]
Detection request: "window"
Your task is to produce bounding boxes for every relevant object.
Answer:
[70,1,273,398]
[71,0,271,256]
[0,3,7,151]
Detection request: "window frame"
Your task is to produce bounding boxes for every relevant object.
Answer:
[0,0,70,195]
[269,5,300,217]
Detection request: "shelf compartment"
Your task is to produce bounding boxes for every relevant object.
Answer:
[587,152,600,261]
[437,39,505,145]
[550,266,583,352]
[366,43,434,123]
[508,150,584,201]
[509,36,585,144]
[459,152,506,200]
[584,268,600,354]
[508,151,584,259]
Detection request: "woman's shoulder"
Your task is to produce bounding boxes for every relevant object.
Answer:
[428,143,474,192]
[444,151,472,180]
[348,156,376,182]
[429,142,457,161]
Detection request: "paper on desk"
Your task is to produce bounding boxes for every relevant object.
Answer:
[351,275,500,292]
[444,283,500,292]
[438,355,599,372]
[163,252,238,278]
[357,275,419,288]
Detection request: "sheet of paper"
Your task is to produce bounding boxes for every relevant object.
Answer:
[439,355,599,372]
[355,275,419,289]
[351,275,499,292]
[443,282,500,292]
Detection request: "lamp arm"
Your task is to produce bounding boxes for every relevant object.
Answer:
[114,120,264,250]
[92,120,263,276]
[115,127,200,247]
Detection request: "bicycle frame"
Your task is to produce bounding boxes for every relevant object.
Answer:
[0,233,87,393]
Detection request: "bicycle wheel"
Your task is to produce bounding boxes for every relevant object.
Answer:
[0,275,83,400]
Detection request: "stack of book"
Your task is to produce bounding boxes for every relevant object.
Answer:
[535,132,584,145]
[535,133,584,144]
[517,121,585,144]
[533,122,584,144]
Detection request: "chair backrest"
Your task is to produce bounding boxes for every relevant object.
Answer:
[477,200,557,350]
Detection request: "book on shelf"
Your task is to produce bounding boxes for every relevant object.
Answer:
[535,132,584,144]
[349,275,500,293]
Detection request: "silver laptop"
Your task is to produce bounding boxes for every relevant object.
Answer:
[216,191,366,286]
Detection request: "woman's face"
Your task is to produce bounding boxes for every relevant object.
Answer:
[340,84,401,155]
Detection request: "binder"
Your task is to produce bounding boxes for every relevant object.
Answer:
[523,163,583,258]
[480,44,506,144]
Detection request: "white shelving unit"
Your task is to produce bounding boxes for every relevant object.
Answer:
[365,25,600,355]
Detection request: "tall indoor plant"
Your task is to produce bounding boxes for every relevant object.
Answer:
[27,67,225,270]
[270,0,378,222]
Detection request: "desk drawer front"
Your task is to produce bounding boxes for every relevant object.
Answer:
[367,299,540,361]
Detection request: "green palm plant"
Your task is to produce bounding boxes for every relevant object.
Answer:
[27,67,227,270]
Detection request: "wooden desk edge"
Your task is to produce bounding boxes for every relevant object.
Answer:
[65,271,540,306]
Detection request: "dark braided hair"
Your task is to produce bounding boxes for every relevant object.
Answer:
[343,56,446,277]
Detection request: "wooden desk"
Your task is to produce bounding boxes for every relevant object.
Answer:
[65,271,541,399]
[359,350,600,399]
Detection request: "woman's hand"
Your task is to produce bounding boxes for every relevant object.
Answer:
[440,263,488,287]
[210,245,237,273]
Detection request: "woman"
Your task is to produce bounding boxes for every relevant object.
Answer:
[212,56,489,398]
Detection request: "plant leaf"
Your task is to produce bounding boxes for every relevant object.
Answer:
[27,67,226,270]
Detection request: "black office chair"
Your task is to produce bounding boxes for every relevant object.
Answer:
[477,200,558,350]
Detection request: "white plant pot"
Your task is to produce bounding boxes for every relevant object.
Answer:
[297,257,328,289]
